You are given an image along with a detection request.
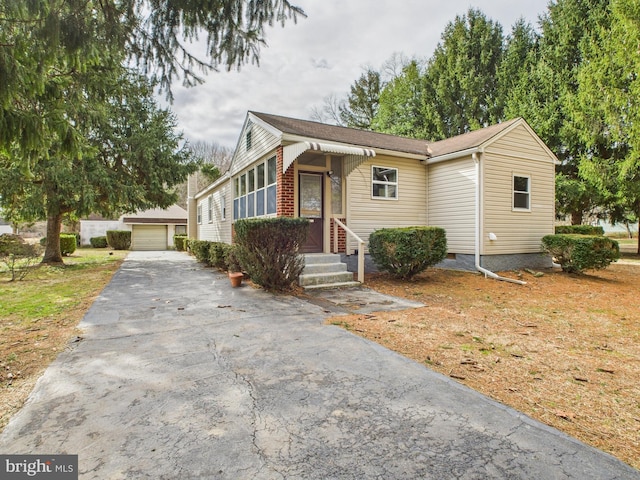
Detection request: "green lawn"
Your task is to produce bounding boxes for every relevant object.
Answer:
[0,249,128,322]
[1,248,128,430]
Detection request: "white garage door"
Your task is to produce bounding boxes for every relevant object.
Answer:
[131,225,167,251]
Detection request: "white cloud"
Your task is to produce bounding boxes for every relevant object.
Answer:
[167,0,549,148]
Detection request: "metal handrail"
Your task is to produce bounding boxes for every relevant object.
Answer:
[333,218,365,283]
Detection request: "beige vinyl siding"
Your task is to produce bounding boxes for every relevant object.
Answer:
[427,157,476,254]
[481,124,556,254]
[346,155,427,254]
[230,124,280,176]
[197,180,233,244]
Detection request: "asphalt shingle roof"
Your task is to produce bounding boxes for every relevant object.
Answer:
[250,111,522,159]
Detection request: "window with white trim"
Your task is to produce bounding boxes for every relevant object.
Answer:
[372,166,398,199]
[207,195,213,223]
[513,175,530,210]
[197,204,202,224]
[221,195,226,221]
[234,156,277,220]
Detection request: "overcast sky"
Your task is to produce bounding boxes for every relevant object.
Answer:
[168,0,551,149]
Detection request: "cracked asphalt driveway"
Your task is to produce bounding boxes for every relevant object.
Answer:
[1,251,638,479]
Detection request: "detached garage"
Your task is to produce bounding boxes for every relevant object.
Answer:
[122,205,188,251]
[81,205,188,250]
[131,225,168,251]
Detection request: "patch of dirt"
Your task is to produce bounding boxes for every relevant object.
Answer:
[0,261,123,431]
[330,263,640,470]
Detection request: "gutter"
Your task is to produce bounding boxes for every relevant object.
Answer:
[473,152,526,285]
[422,146,480,165]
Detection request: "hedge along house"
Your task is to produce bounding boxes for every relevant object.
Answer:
[190,111,558,282]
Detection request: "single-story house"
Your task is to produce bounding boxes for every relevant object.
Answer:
[190,111,557,280]
[80,205,187,250]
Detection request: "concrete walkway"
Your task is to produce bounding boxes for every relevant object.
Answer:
[1,251,637,479]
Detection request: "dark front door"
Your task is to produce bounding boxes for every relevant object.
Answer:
[299,172,323,253]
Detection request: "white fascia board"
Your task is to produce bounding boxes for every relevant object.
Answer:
[423,147,480,165]
[248,112,284,138]
[194,172,231,200]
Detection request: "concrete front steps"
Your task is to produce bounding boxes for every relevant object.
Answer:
[299,253,361,290]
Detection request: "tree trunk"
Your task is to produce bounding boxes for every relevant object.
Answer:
[637,219,640,255]
[571,210,583,225]
[41,213,64,264]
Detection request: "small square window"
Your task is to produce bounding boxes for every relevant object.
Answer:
[513,175,530,210]
[372,166,398,199]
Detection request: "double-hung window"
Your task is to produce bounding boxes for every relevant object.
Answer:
[207,195,213,223]
[372,166,398,199]
[513,175,531,210]
[197,204,202,224]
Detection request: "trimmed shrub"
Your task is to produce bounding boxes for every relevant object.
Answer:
[369,226,448,280]
[174,235,188,251]
[60,234,77,256]
[541,234,620,273]
[555,225,604,236]
[225,245,241,273]
[90,236,108,248]
[189,240,213,265]
[208,242,231,271]
[234,217,309,291]
[106,230,131,250]
[0,234,42,281]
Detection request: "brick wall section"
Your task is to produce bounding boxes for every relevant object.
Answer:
[330,218,347,253]
[276,146,295,217]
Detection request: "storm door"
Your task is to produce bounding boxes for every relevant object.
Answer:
[299,172,324,253]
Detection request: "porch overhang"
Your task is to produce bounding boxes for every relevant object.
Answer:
[282,141,376,174]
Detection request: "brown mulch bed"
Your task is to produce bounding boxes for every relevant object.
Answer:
[329,262,640,470]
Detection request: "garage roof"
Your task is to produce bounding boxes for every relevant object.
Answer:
[122,205,187,224]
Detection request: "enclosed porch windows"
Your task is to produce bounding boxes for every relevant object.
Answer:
[233,156,277,220]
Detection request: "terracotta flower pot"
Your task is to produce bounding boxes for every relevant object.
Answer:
[229,271,243,288]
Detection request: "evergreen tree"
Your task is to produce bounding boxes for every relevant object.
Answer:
[510,0,611,224]
[373,61,429,138]
[339,68,382,130]
[0,0,304,171]
[574,0,640,251]
[422,8,504,139]
[0,71,197,263]
[498,19,539,117]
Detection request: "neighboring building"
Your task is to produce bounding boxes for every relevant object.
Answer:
[0,217,12,235]
[191,111,558,274]
[80,205,187,250]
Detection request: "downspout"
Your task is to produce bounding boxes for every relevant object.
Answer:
[473,152,526,285]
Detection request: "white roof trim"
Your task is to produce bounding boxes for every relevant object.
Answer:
[282,141,376,173]
[423,147,480,165]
